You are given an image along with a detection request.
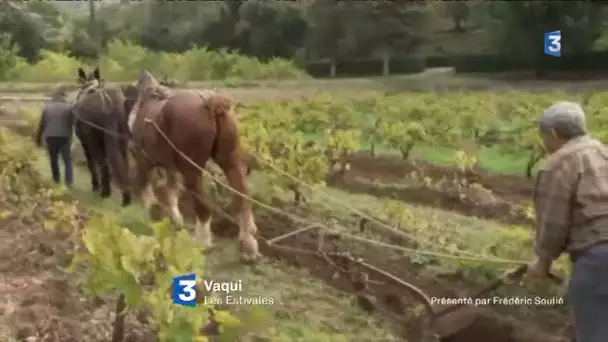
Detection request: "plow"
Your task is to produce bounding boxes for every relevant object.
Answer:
[140,114,570,342]
[255,224,564,342]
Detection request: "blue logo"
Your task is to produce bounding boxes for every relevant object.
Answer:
[173,273,197,306]
[544,30,561,57]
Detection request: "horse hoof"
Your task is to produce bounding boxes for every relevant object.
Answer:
[100,190,111,198]
[240,254,261,265]
[238,236,260,263]
[239,244,262,264]
[121,194,131,207]
[91,184,99,192]
[172,217,185,227]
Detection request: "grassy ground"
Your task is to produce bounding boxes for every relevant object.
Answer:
[9,98,531,177]
[375,144,530,176]
[30,144,560,340]
[317,186,538,271]
[0,75,596,181]
[5,71,608,95]
[29,147,400,341]
[8,108,566,339]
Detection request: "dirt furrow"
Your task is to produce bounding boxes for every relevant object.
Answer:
[330,177,533,226]
[343,153,535,203]
[203,207,569,342]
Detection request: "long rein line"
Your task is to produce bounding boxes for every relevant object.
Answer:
[67,91,527,266]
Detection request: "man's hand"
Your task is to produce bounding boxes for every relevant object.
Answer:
[526,257,552,278]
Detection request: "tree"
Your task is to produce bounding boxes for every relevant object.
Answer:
[0,2,48,61]
[88,0,98,46]
[0,2,77,61]
[348,1,429,76]
[136,2,215,52]
[305,0,357,77]
[485,1,603,77]
[235,0,308,60]
[202,0,246,51]
[0,34,25,81]
[445,1,470,32]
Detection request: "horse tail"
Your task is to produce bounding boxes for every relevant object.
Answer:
[209,99,223,159]
[204,94,234,161]
[104,116,131,197]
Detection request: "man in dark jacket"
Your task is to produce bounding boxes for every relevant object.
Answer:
[35,87,75,187]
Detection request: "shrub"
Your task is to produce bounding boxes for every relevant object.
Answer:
[10,39,310,83]
[0,34,27,81]
[302,57,426,78]
[390,56,427,74]
[17,50,81,82]
[449,51,608,74]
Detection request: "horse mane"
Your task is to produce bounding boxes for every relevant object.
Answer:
[152,85,173,100]
[140,84,173,102]
[121,84,138,99]
[76,87,121,114]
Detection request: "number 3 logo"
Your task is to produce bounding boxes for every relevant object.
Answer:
[548,35,561,52]
[178,279,196,301]
[544,30,561,57]
[172,273,197,306]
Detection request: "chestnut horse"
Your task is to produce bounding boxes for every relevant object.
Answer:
[127,71,259,262]
[73,67,131,206]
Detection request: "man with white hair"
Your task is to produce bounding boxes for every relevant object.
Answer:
[528,101,608,341]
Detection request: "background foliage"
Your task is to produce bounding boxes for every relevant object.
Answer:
[1,0,608,81]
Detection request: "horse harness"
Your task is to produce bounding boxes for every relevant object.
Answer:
[72,86,218,164]
[73,87,149,162]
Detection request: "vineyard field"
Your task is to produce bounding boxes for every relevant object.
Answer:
[17,131,566,341]
[1,130,399,341]
[1,85,595,341]
[5,70,608,94]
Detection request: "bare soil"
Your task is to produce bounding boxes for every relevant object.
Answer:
[247,151,537,225]
[322,153,536,226]
[153,187,569,342]
[0,181,571,341]
[211,212,568,342]
[329,176,533,226]
[344,153,534,203]
[0,195,153,342]
[0,104,570,342]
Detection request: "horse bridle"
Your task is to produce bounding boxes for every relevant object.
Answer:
[72,82,160,167]
[68,84,238,223]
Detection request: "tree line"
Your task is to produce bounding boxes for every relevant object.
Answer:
[1,0,606,77]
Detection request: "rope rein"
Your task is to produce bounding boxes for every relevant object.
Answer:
[68,87,528,266]
[63,87,543,330]
[143,117,527,265]
[250,152,495,259]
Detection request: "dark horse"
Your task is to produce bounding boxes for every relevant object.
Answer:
[73,67,131,206]
[127,71,259,261]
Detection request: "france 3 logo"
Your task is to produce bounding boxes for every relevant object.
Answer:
[173,273,197,307]
[544,30,561,57]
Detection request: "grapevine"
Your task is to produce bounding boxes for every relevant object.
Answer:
[237,90,604,183]
[3,86,595,339]
[230,90,592,276]
[0,128,244,342]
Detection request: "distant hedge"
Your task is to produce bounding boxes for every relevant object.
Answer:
[304,51,608,78]
[427,51,608,74]
[4,37,608,82]
[2,40,310,82]
[303,56,426,78]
